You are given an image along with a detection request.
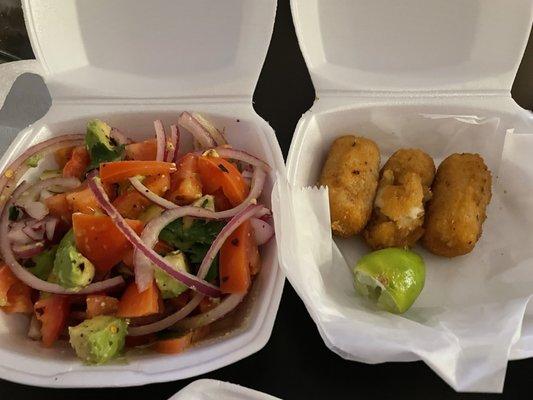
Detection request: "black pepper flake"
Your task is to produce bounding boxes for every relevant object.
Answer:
[231,238,239,246]
[218,164,229,173]
[236,119,240,122]
[352,170,360,175]
[221,276,229,283]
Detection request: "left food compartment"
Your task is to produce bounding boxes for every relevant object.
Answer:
[0,0,283,387]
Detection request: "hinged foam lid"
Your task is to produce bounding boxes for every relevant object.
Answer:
[23,0,276,99]
[292,0,533,94]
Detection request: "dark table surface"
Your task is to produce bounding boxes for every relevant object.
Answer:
[1,0,532,399]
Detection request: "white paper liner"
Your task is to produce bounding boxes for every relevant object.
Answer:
[273,114,533,392]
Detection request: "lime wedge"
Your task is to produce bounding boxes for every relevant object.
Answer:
[353,248,425,314]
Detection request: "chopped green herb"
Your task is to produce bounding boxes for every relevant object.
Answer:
[8,206,20,221]
[26,153,43,168]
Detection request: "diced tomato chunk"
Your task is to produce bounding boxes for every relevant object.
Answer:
[72,213,144,274]
[153,332,192,354]
[86,295,119,318]
[34,295,70,347]
[54,146,75,169]
[125,139,157,161]
[45,193,73,224]
[100,161,175,184]
[63,146,90,180]
[167,154,202,205]
[197,156,248,206]
[116,281,161,318]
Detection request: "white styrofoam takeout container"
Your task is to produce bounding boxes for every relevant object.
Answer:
[168,379,280,400]
[286,0,533,372]
[0,0,285,388]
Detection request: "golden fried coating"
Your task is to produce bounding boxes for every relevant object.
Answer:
[363,149,435,249]
[319,135,380,237]
[422,153,492,257]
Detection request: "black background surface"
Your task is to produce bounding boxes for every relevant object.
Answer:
[1,0,533,398]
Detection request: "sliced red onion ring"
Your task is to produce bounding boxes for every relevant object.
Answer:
[128,177,178,210]
[110,127,131,145]
[128,293,204,336]
[191,112,227,146]
[154,120,166,162]
[197,204,264,279]
[23,201,48,220]
[178,112,216,149]
[172,293,245,331]
[210,147,271,171]
[22,224,44,241]
[0,181,125,294]
[172,125,180,162]
[164,125,178,163]
[45,217,58,241]
[87,173,221,298]
[12,241,45,258]
[250,217,274,246]
[8,222,33,245]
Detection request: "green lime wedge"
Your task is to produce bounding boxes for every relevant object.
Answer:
[353,248,425,314]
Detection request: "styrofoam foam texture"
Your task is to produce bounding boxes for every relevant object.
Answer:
[168,379,280,400]
[0,100,285,387]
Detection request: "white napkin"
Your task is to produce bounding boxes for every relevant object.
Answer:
[273,114,533,392]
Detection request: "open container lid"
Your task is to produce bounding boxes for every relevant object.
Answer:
[23,0,276,99]
[291,0,533,94]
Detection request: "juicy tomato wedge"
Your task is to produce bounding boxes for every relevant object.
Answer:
[125,139,157,161]
[63,146,90,180]
[219,220,259,293]
[86,295,119,318]
[112,173,170,219]
[100,161,175,184]
[197,156,248,206]
[0,264,18,307]
[153,332,192,354]
[34,295,70,347]
[66,182,115,214]
[72,213,144,274]
[116,281,161,318]
[54,146,75,169]
[167,154,202,205]
[212,188,232,211]
[0,265,32,314]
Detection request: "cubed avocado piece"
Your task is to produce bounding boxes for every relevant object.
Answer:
[183,195,215,229]
[28,245,58,280]
[52,230,95,289]
[139,204,164,224]
[155,250,190,299]
[69,316,127,364]
[86,119,125,168]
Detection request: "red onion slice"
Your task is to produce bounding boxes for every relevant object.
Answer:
[154,120,166,162]
[128,293,204,336]
[8,223,33,245]
[178,112,216,149]
[164,125,178,163]
[0,181,125,294]
[128,177,178,210]
[173,293,245,331]
[22,224,44,241]
[250,217,274,246]
[191,112,227,146]
[210,147,271,171]
[23,201,48,220]
[45,217,58,241]
[172,125,180,162]
[87,173,221,298]
[12,241,45,258]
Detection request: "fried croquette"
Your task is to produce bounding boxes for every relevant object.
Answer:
[319,135,380,237]
[422,153,492,257]
[363,149,435,249]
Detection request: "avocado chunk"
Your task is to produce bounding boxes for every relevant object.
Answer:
[52,230,95,289]
[28,245,58,280]
[69,316,127,364]
[155,250,190,299]
[86,119,125,169]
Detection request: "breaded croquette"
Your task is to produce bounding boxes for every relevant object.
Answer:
[319,135,380,237]
[363,149,435,249]
[422,153,492,257]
